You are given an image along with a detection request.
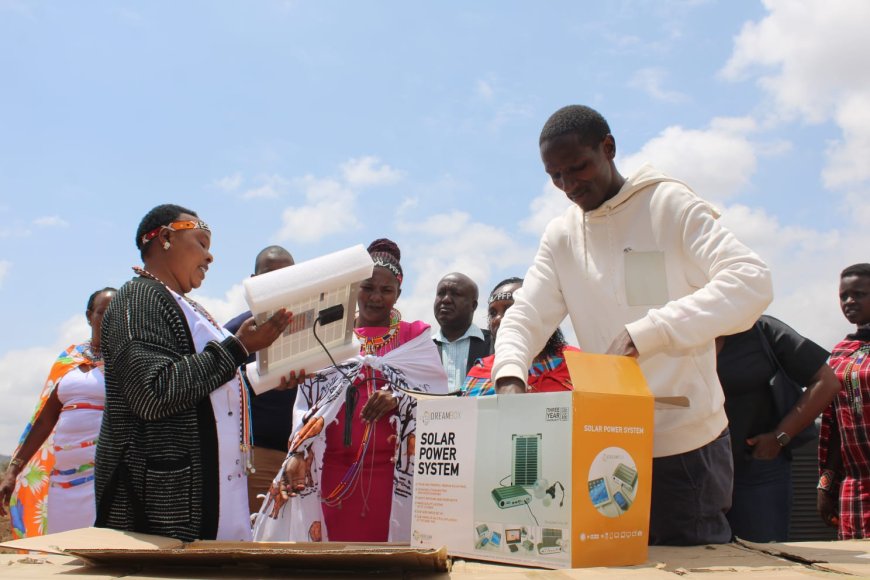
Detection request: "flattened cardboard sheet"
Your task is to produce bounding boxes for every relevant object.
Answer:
[0,528,449,572]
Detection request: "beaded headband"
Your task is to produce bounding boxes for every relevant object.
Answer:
[372,256,403,284]
[141,219,210,246]
[489,291,514,304]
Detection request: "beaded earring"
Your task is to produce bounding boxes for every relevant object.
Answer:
[163,241,171,250]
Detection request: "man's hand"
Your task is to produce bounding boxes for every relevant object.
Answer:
[746,432,782,460]
[605,329,639,358]
[495,377,526,394]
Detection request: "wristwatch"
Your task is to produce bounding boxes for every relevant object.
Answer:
[775,431,791,447]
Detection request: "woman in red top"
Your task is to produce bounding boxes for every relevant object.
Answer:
[258,239,447,542]
[462,277,579,396]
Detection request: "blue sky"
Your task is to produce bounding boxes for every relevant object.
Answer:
[1,0,868,454]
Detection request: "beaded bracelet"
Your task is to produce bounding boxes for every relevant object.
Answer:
[818,469,839,493]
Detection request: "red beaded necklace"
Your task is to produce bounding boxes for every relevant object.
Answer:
[354,309,402,355]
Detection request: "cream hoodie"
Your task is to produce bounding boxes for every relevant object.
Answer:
[492,164,773,457]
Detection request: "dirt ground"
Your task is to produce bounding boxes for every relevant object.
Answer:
[0,514,13,552]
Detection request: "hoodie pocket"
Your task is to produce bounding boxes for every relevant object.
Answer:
[624,251,669,306]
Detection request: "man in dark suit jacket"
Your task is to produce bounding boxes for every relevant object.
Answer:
[433,272,493,392]
[225,245,295,514]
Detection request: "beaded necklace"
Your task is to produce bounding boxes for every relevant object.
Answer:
[132,266,255,474]
[80,340,104,369]
[844,344,869,418]
[354,309,402,355]
[323,309,402,506]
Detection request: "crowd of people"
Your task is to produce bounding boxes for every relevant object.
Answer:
[1,104,868,547]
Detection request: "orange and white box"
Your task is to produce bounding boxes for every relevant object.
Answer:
[411,352,654,568]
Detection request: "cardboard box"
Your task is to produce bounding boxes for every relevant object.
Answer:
[411,352,653,569]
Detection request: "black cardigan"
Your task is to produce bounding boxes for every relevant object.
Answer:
[94,277,248,541]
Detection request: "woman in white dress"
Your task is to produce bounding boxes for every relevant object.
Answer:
[0,287,116,537]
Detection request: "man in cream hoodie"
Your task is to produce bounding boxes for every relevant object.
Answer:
[493,105,773,545]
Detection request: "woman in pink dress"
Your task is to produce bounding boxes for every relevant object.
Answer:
[254,239,448,542]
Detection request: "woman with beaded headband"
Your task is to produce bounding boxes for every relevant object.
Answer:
[818,263,870,539]
[0,287,115,538]
[93,203,296,542]
[462,277,581,396]
[254,238,448,542]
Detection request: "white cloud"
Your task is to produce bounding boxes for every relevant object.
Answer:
[396,197,419,219]
[340,156,403,188]
[0,315,88,455]
[0,260,10,287]
[619,117,759,205]
[722,0,870,200]
[190,283,248,328]
[520,182,571,236]
[712,1,870,349]
[396,211,536,332]
[823,92,870,188]
[717,202,857,350]
[628,67,688,103]
[33,215,69,228]
[721,0,870,123]
[273,156,401,243]
[277,176,359,243]
[0,225,32,238]
[242,174,290,199]
[214,172,243,192]
[475,79,494,101]
[0,0,34,18]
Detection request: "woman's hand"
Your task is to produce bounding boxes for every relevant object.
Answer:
[817,489,839,528]
[746,432,782,460]
[360,390,398,423]
[279,454,308,499]
[0,468,18,516]
[236,309,292,354]
[276,369,307,391]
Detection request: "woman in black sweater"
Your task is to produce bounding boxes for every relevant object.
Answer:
[95,204,292,541]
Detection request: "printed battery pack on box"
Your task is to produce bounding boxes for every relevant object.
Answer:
[411,352,654,569]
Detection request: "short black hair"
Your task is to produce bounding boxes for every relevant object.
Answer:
[539,105,611,147]
[86,287,117,313]
[135,204,197,258]
[254,245,294,274]
[842,263,870,279]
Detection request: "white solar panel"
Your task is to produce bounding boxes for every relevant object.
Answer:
[242,245,373,393]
